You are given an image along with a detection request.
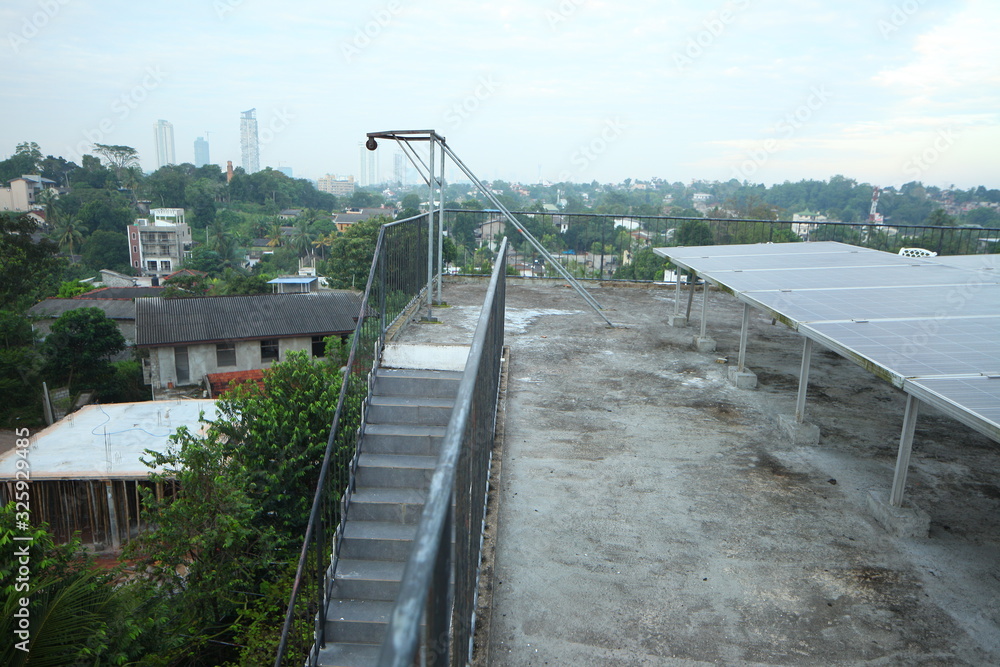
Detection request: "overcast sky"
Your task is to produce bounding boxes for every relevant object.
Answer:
[2,0,997,189]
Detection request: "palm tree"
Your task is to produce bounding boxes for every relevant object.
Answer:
[35,187,60,227]
[290,218,314,257]
[206,220,228,251]
[266,222,283,248]
[54,219,86,260]
[312,232,335,260]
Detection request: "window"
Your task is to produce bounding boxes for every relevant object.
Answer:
[312,335,326,357]
[260,339,279,363]
[147,260,157,271]
[160,260,171,271]
[216,342,236,367]
[132,245,138,253]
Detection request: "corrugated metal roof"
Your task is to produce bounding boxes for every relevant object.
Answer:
[78,286,165,299]
[28,299,136,320]
[135,291,363,347]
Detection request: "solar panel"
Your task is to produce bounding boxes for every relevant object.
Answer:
[742,284,1000,325]
[653,242,1000,442]
[802,317,1000,385]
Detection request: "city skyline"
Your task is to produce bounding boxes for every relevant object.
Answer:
[1,0,998,188]
[152,119,175,169]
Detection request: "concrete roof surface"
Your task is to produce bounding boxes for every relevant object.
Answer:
[0,400,219,480]
[400,278,1000,665]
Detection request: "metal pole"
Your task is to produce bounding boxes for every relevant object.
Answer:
[889,395,920,507]
[673,270,681,316]
[436,141,445,304]
[685,271,696,320]
[795,338,812,423]
[737,303,750,372]
[700,281,709,338]
[426,136,435,321]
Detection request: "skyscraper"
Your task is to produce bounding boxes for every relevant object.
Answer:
[240,109,260,174]
[153,120,175,169]
[359,142,380,187]
[394,151,406,185]
[193,136,210,167]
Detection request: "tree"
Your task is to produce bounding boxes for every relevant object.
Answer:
[323,215,387,289]
[57,280,95,298]
[81,229,130,272]
[14,141,42,171]
[676,219,713,246]
[0,311,43,426]
[289,217,314,257]
[42,307,126,391]
[0,213,63,311]
[53,218,86,259]
[92,144,139,183]
[927,208,957,227]
[34,186,60,225]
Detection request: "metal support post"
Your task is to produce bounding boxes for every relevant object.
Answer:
[795,338,812,423]
[700,281,709,338]
[436,140,445,305]
[674,272,681,315]
[889,395,920,507]
[737,303,750,372]
[685,272,696,320]
[426,136,435,321]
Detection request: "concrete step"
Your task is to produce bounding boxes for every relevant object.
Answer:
[331,559,404,601]
[356,453,437,489]
[367,394,454,426]
[339,521,417,561]
[373,368,463,399]
[361,423,446,455]
[323,598,394,644]
[348,487,427,524]
[315,640,380,667]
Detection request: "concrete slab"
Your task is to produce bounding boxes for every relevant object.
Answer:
[867,490,931,538]
[668,314,688,327]
[396,279,1000,665]
[694,335,717,353]
[778,413,821,445]
[727,366,758,389]
[382,343,469,372]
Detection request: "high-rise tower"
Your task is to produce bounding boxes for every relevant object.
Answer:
[193,136,210,167]
[153,120,175,169]
[240,109,260,174]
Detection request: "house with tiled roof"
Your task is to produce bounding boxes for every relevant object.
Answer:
[135,291,363,396]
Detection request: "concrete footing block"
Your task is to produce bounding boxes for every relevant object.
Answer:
[727,367,757,389]
[866,490,930,538]
[778,414,820,445]
[694,336,717,353]
[668,315,688,327]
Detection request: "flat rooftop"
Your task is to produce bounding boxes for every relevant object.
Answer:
[401,278,1000,664]
[0,400,218,480]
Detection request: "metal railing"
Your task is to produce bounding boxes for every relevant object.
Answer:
[275,212,431,667]
[445,209,1000,279]
[378,238,508,667]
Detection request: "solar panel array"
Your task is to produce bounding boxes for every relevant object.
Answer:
[652,243,1000,441]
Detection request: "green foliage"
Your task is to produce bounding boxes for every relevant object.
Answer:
[96,359,149,403]
[56,280,95,298]
[676,219,713,246]
[161,272,212,298]
[322,215,388,289]
[0,213,64,312]
[0,311,43,426]
[80,229,131,273]
[614,247,667,281]
[42,307,126,391]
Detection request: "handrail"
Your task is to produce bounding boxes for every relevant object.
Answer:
[275,211,432,667]
[378,237,508,667]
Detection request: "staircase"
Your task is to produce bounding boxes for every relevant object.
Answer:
[316,367,462,667]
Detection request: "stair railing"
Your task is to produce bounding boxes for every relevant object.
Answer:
[377,237,508,667]
[275,212,431,667]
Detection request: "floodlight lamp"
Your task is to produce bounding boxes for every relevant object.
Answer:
[365,137,378,151]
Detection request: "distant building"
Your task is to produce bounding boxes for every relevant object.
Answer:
[240,108,260,173]
[136,292,363,394]
[394,151,406,185]
[358,142,379,186]
[318,174,356,196]
[332,207,395,233]
[128,208,193,277]
[153,120,175,168]
[0,174,56,211]
[193,136,210,167]
[278,166,293,178]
